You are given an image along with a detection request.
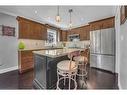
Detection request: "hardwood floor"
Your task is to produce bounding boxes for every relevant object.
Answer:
[0,66,118,89]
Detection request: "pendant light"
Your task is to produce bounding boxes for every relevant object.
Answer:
[55,6,61,22]
[69,9,73,29]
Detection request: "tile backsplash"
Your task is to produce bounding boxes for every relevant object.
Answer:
[18,39,90,50]
[65,40,90,48]
[18,39,46,50]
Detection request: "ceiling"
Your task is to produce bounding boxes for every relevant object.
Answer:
[0,6,116,30]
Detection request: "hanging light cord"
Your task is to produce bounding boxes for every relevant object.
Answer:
[69,9,73,28]
[57,6,59,16]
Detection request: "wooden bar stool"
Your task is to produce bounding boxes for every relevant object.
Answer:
[56,51,79,90]
[73,48,89,88]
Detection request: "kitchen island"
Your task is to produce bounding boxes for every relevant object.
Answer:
[33,48,82,89]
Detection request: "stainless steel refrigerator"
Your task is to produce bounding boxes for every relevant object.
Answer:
[90,28,115,72]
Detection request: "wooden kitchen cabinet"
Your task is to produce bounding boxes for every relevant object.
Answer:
[89,16,115,31]
[18,50,34,73]
[66,25,90,41]
[17,16,47,40]
[18,18,31,39]
[100,17,114,29]
[80,25,90,41]
[60,30,67,41]
[89,21,101,31]
[62,31,67,41]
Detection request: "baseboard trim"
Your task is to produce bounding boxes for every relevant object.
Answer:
[0,66,18,74]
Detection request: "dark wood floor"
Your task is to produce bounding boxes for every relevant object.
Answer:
[0,67,118,89]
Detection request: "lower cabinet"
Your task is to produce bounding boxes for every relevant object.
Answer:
[33,54,69,89]
[18,50,34,73]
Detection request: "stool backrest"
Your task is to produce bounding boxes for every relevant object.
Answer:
[68,50,80,71]
[68,50,80,60]
[80,48,89,63]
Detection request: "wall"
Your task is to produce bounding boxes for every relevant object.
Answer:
[119,19,127,89]
[115,7,120,74]
[115,6,127,89]
[0,13,18,73]
[114,6,121,89]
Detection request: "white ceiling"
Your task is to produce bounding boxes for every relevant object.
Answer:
[0,6,116,30]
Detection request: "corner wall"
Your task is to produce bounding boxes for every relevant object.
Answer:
[0,13,18,73]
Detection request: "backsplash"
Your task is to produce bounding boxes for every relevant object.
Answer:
[65,40,90,48]
[18,39,90,50]
[18,39,46,50]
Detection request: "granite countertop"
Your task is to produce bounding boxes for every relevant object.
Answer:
[18,47,63,51]
[33,48,84,58]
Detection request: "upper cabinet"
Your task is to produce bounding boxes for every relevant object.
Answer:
[79,25,90,41]
[67,25,90,41]
[60,30,67,41]
[89,16,115,31]
[17,16,47,40]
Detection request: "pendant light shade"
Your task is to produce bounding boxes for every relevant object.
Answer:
[55,6,61,22]
[69,9,73,29]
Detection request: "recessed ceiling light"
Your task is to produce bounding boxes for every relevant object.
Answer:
[35,10,37,14]
[81,18,84,21]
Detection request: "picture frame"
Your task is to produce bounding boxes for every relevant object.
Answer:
[120,6,127,24]
[0,25,2,35]
[2,25,15,36]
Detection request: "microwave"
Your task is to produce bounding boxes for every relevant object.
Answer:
[68,34,80,41]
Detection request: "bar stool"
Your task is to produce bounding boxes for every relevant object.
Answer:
[56,51,79,90]
[73,49,89,88]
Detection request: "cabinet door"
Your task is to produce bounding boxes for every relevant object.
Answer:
[19,20,30,39]
[80,27,85,41]
[62,31,67,41]
[42,25,47,40]
[19,51,34,73]
[18,17,47,40]
[82,26,90,40]
[34,23,43,40]
[101,18,114,29]
[90,22,101,31]
[59,30,62,41]
[34,55,47,88]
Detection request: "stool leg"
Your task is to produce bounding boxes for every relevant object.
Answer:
[69,75,71,89]
[82,62,84,81]
[57,71,59,89]
[64,76,66,86]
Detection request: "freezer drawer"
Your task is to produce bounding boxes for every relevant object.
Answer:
[100,55,115,72]
[90,54,101,68]
[90,54,115,72]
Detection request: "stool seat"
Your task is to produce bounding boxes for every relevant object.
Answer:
[74,56,87,63]
[57,60,77,71]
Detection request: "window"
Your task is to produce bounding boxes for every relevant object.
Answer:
[46,28,57,46]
